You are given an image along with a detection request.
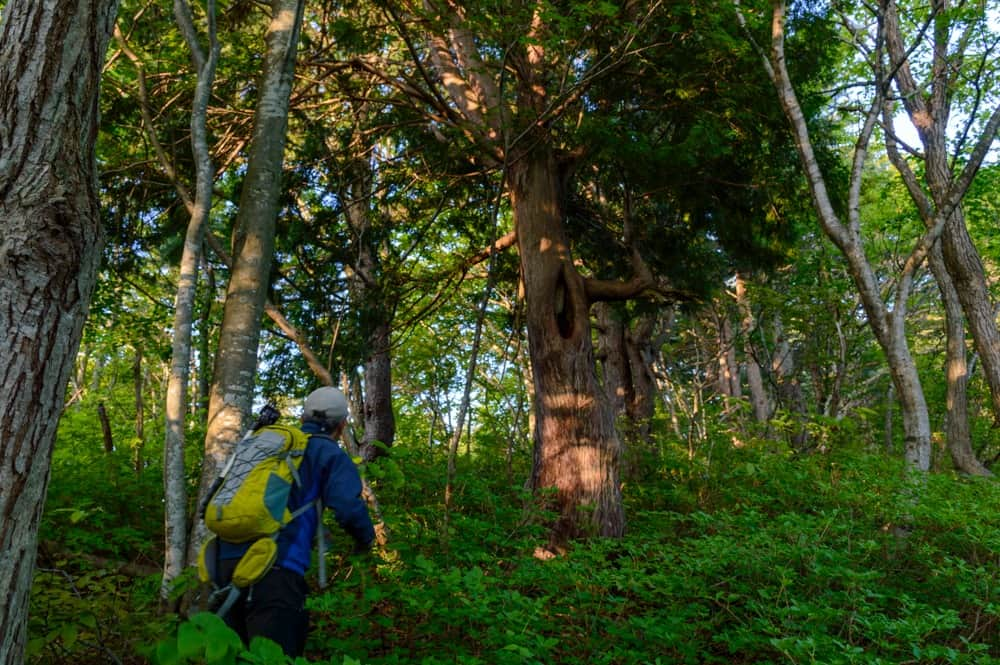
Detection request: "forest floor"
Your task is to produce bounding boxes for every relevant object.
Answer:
[28,435,1000,664]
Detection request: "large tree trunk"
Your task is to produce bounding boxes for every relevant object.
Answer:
[882,0,1000,429]
[407,0,646,545]
[935,211,1000,423]
[341,153,396,460]
[594,304,657,446]
[624,314,658,441]
[0,0,118,660]
[360,321,396,458]
[513,147,624,546]
[189,0,305,566]
[593,303,631,416]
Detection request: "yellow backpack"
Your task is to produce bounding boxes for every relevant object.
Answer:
[197,423,315,615]
[203,423,312,541]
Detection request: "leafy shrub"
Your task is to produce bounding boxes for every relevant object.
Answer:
[30,427,1000,664]
[28,564,166,664]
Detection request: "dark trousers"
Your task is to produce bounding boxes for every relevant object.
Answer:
[217,559,310,657]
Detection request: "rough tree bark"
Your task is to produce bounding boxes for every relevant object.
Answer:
[513,144,625,543]
[382,0,667,544]
[594,305,658,446]
[338,122,396,462]
[360,321,395,459]
[931,246,990,475]
[98,403,114,453]
[594,303,631,416]
[624,314,658,440]
[0,0,119,660]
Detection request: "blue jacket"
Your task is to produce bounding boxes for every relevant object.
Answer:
[219,421,376,576]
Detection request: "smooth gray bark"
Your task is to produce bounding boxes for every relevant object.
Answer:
[190,0,306,563]
[738,1,937,471]
[160,0,221,602]
[736,274,770,421]
[883,0,1000,431]
[930,246,991,475]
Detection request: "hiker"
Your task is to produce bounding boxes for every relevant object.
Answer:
[213,387,376,657]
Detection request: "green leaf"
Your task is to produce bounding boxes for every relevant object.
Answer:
[202,615,244,651]
[205,635,235,664]
[155,639,181,665]
[26,638,46,658]
[177,621,206,659]
[60,623,79,648]
[247,636,288,663]
[501,644,534,658]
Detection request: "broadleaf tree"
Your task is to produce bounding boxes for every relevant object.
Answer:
[190,0,308,564]
[736,0,999,473]
[0,0,120,660]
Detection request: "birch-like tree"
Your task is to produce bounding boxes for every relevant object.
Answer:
[736,0,994,472]
[0,0,119,660]
[879,0,1000,475]
[160,0,221,601]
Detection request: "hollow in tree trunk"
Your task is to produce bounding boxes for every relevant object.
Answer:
[512,146,624,546]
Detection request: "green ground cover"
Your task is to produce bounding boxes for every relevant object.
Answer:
[30,432,999,664]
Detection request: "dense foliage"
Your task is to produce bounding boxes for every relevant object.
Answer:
[12,1,1000,663]
[31,408,1000,664]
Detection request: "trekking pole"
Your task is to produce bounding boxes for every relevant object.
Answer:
[315,500,328,589]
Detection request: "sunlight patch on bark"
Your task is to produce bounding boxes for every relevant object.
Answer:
[541,391,594,410]
[273,6,297,31]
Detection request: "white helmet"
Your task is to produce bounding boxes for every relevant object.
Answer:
[302,387,349,429]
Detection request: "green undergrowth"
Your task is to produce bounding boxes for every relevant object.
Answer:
[28,407,170,664]
[32,436,1000,664]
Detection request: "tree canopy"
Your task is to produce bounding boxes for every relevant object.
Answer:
[1,0,999,663]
